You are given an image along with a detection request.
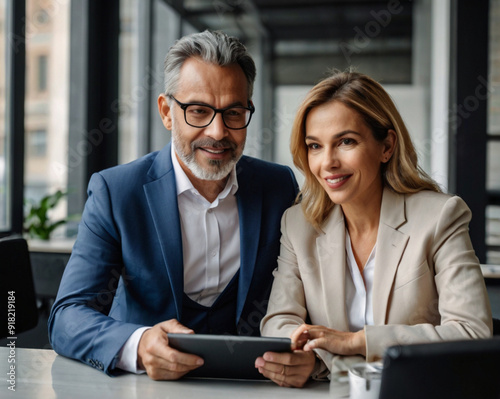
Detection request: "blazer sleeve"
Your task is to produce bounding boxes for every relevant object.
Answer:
[260,207,307,337]
[260,207,334,376]
[48,173,144,375]
[365,196,493,361]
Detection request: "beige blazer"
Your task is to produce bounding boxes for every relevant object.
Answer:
[261,187,492,366]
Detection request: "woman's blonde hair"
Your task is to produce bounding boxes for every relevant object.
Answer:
[291,70,441,229]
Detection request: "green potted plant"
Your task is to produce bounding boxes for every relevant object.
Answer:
[24,190,68,240]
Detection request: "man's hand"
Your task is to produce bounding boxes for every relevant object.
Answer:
[137,319,204,380]
[254,350,316,388]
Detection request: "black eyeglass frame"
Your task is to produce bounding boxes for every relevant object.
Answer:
[169,95,255,130]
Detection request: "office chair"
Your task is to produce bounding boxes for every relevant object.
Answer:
[0,236,39,339]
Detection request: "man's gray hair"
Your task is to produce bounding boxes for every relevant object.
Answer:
[163,30,256,99]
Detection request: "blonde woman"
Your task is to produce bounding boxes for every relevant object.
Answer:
[255,71,492,388]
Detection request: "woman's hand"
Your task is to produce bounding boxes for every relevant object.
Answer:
[290,324,367,357]
[255,350,316,388]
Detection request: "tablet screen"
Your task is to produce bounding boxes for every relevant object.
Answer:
[167,333,292,380]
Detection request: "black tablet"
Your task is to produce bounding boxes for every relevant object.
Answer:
[167,333,292,380]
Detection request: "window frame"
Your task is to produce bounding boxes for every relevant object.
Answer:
[66,0,120,225]
[1,0,26,237]
[449,0,489,262]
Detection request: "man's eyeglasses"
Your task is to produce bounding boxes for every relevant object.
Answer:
[169,96,255,130]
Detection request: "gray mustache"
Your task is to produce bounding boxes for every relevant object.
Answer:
[192,138,237,151]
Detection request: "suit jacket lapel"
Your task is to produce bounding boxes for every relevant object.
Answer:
[234,159,262,322]
[143,143,184,320]
[372,187,409,324]
[316,205,350,331]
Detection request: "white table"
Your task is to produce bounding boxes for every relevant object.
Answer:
[0,348,338,398]
[481,264,500,279]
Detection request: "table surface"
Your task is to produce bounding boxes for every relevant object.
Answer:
[481,264,500,279]
[0,348,339,398]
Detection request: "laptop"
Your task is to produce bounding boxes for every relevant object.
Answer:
[378,337,500,399]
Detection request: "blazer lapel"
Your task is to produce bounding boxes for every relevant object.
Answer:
[315,205,350,331]
[234,159,262,322]
[143,143,184,320]
[372,187,409,324]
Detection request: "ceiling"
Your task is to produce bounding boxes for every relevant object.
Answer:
[166,0,414,85]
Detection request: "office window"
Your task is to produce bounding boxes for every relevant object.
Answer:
[487,0,500,263]
[0,0,7,231]
[489,0,500,136]
[118,0,142,164]
[24,0,70,234]
[487,206,500,264]
[488,0,500,137]
[487,142,500,191]
[118,0,183,164]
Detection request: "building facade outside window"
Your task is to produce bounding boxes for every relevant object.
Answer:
[27,129,47,157]
[37,54,48,92]
[23,0,70,236]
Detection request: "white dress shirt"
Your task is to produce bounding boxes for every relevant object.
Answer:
[345,229,375,332]
[116,145,241,373]
[173,146,240,306]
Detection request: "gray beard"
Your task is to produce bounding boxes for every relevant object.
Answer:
[172,135,243,181]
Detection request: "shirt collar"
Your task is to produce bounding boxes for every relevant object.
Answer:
[171,142,239,200]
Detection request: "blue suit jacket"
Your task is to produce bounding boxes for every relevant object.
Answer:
[48,143,298,375]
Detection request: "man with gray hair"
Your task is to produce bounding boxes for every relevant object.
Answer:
[48,30,298,380]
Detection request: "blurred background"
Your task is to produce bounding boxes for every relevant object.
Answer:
[0,0,499,347]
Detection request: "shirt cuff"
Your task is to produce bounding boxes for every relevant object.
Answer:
[115,326,151,374]
[311,349,330,380]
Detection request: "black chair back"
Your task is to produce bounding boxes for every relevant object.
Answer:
[0,236,38,339]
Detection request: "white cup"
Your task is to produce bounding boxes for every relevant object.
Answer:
[348,362,382,399]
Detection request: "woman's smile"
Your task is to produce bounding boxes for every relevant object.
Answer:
[305,101,388,207]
